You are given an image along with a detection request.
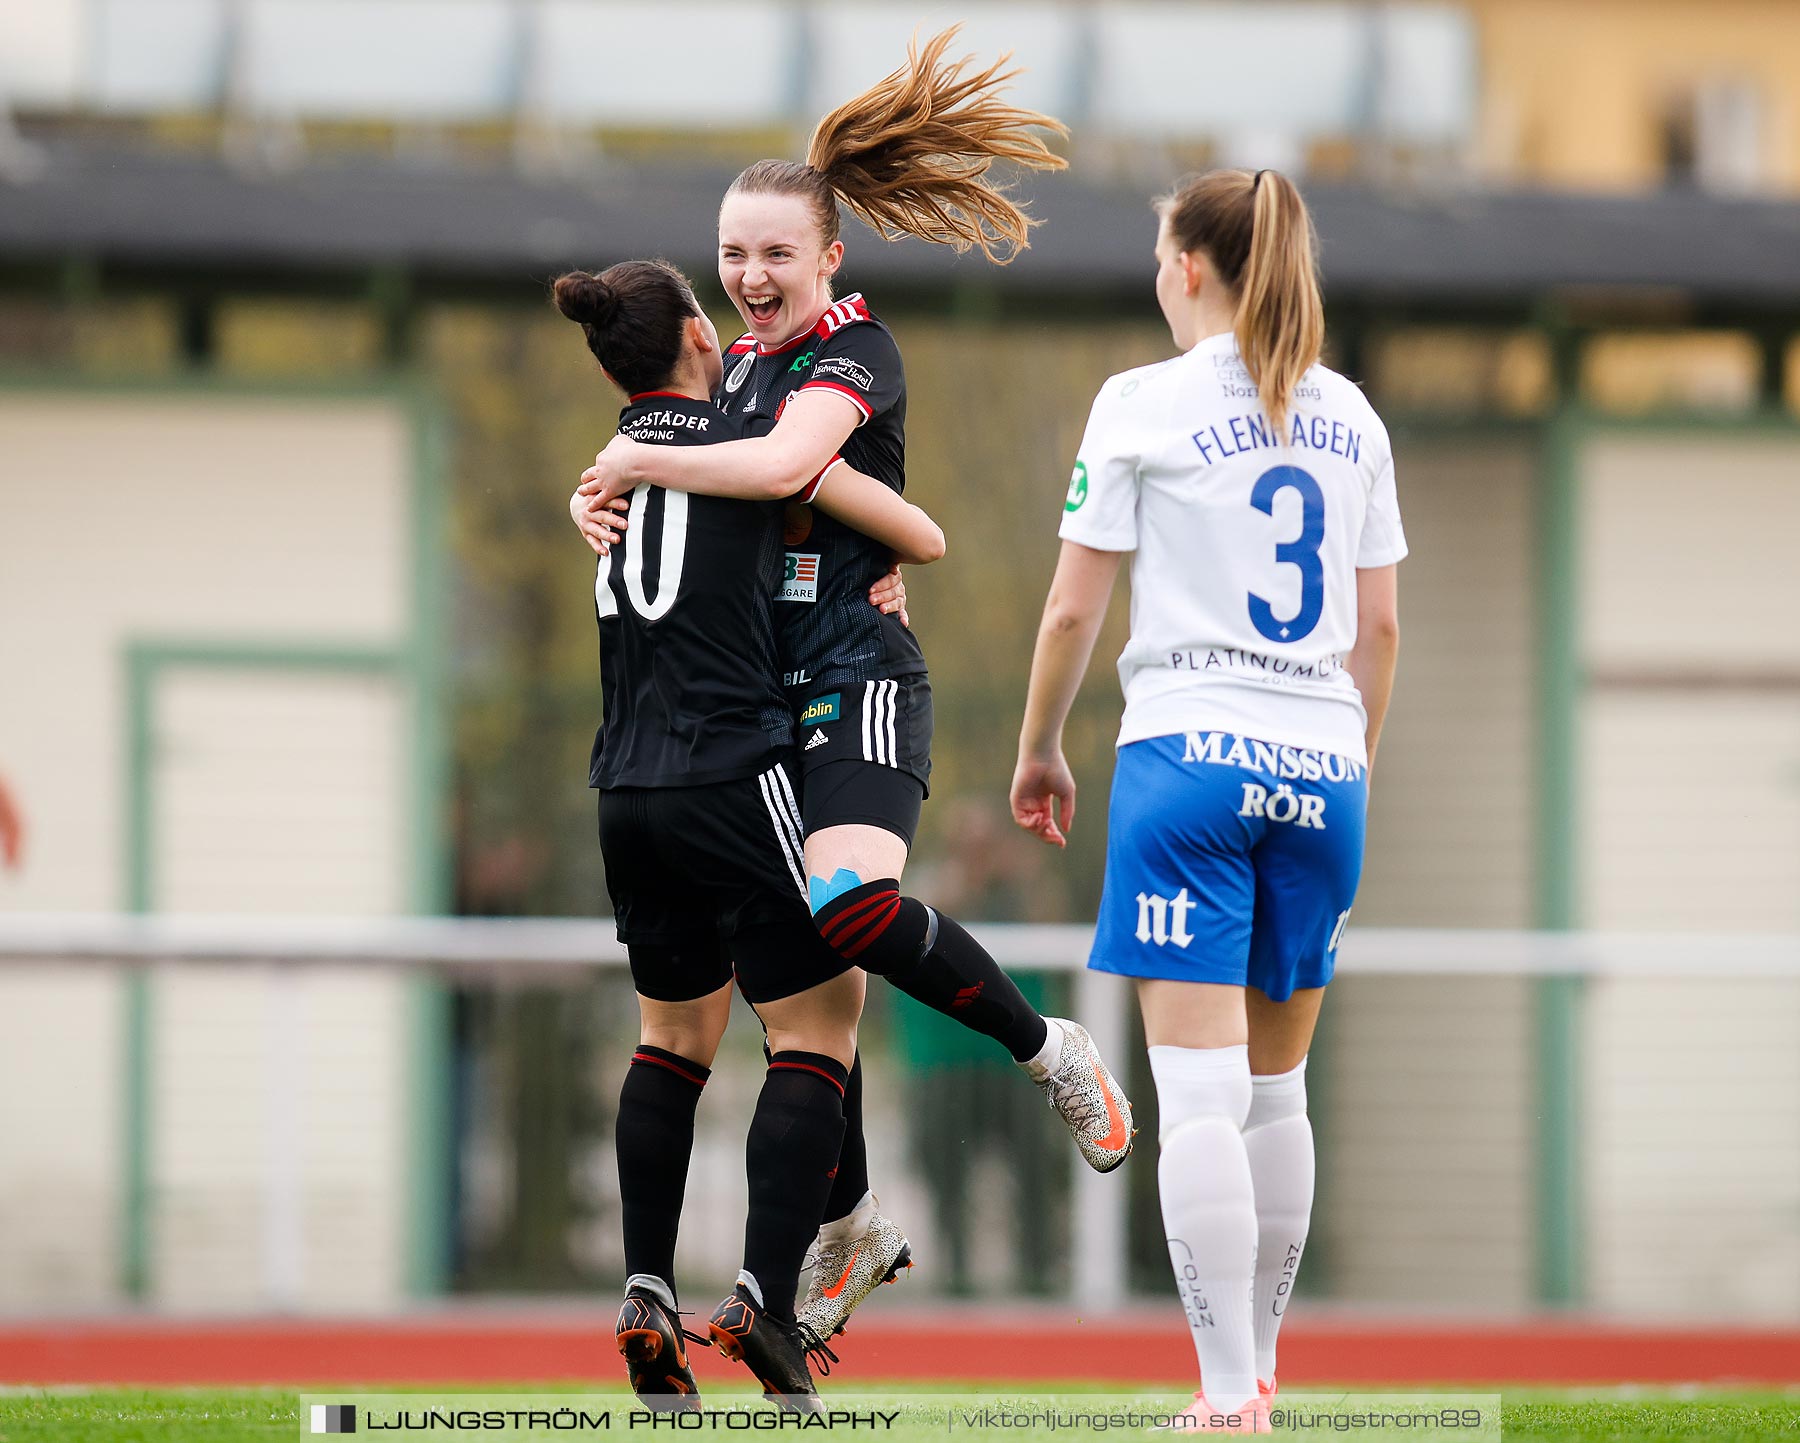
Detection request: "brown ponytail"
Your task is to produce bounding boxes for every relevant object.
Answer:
[1159,169,1323,435]
[728,26,1067,264]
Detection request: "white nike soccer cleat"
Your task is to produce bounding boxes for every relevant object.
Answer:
[796,1206,913,1343]
[1031,1019,1135,1173]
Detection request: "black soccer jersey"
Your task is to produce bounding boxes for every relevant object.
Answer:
[713,294,928,704]
[588,393,793,790]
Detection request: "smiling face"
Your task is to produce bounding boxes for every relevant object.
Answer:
[717,190,843,349]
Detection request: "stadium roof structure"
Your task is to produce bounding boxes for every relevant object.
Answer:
[4,140,1800,321]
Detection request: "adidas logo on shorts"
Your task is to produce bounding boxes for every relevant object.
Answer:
[805,729,829,751]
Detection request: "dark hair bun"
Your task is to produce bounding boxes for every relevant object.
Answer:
[553,271,618,327]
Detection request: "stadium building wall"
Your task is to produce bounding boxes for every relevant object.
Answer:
[1574,425,1800,1319]
[1314,430,1541,1309]
[0,383,445,1309]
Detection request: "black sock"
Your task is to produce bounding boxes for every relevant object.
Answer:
[815,880,1050,1063]
[615,1045,710,1298]
[754,1035,867,1231]
[743,1050,848,1321]
[891,908,1050,1062]
[820,1052,869,1227]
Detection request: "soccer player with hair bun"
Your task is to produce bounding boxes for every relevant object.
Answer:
[1013,169,1405,1434]
[574,26,1136,1381]
[554,257,943,1410]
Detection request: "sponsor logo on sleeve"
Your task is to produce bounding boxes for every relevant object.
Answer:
[814,356,874,391]
[781,552,821,602]
[1064,459,1089,512]
[801,692,841,726]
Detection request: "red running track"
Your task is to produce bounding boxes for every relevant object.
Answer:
[1,1313,1796,1387]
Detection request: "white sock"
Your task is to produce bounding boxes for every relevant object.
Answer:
[1150,1043,1258,1414]
[818,1190,877,1246]
[735,1268,764,1307]
[1244,1059,1313,1386]
[1020,1017,1067,1079]
[624,1272,676,1311]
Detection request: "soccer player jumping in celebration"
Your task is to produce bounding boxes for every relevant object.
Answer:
[575,28,1135,1356]
[556,260,943,1408]
[1012,170,1405,1434]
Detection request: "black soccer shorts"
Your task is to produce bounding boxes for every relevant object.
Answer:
[597,759,854,1004]
[792,674,932,846]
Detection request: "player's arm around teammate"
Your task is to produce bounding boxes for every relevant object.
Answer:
[1013,169,1404,1433]
[575,30,1135,1192]
[555,261,871,1408]
[572,36,1134,1376]
[573,443,944,568]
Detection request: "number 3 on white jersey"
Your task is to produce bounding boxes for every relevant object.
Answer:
[595,484,689,622]
[1248,464,1325,645]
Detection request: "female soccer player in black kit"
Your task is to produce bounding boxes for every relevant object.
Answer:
[555,260,943,1409]
[576,29,1136,1356]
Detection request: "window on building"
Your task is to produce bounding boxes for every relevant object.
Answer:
[1660,79,1767,194]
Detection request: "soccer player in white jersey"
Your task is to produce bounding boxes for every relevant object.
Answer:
[1011,169,1405,1435]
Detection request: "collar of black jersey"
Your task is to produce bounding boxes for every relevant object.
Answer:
[726,293,873,359]
[625,390,715,409]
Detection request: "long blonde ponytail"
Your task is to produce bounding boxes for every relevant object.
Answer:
[1159,169,1323,434]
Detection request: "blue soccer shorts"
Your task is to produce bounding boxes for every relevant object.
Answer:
[1088,731,1369,1002]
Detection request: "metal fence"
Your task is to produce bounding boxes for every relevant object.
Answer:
[3,916,1797,1318]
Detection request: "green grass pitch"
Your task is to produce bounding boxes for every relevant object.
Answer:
[2,1386,1798,1442]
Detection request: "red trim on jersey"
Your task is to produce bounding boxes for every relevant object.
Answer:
[756,326,814,358]
[799,379,874,420]
[753,293,873,356]
[726,335,757,355]
[796,455,845,503]
[627,390,699,403]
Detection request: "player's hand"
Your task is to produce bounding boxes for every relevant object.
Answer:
[576,435,643,510]
[1010,751,1076,849]
[869,564,908,627]
[569,489,630,557]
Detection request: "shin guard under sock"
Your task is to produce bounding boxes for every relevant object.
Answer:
[815,878,1049,1062]
[615,1045,710,1297]
[742,1050,849,1321]
[820,1051,869,1227]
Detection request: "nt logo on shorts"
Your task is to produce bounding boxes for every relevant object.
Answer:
[1136,889,1196,947]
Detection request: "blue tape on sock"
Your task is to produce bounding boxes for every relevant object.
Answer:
[808,868,866,914]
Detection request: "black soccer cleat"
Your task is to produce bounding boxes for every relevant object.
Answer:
[616,1287,703,1410]
[706,1283,837,1412]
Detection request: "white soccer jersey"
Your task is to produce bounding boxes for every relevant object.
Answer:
[1058,332,1407,763]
